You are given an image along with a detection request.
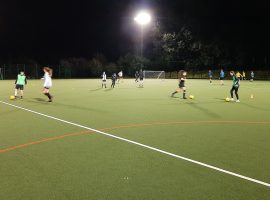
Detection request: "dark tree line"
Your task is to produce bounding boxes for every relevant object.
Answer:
[1,24,269,79]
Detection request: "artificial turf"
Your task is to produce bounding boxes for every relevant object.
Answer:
[0,79,269,200]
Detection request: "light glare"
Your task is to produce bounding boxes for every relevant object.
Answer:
[134,11,151,25]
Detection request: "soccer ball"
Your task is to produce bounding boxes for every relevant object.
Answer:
[225,97,230,102]
[250,94,254,99]
[10,95,15,100]
[189,95,194,99]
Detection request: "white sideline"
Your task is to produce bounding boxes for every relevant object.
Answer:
[0,100,269,188]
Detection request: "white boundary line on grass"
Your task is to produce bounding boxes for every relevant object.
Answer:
[1,100,269,188]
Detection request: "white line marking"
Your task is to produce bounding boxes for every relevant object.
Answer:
[1,100,269,188]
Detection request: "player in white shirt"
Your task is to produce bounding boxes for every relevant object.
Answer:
[101,72,107,88]
[42,67,53,102]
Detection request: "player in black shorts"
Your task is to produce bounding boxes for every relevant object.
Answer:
[135,71,139,83]
[171,70,187,99]
[139,69,144,87]
[111,73,117,88]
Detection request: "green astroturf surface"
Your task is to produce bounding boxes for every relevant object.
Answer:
[0,79,270,200]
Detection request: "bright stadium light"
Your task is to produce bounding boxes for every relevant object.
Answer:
[134,11,152,63]
[134,11,151,25]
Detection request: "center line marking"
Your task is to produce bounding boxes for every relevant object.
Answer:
[0,100,269,188]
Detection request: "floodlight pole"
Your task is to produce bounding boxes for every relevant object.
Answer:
[134,11,151,68]
[140,25,144,58]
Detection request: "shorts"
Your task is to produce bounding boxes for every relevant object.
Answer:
[140,77,144,81]
[15,84,24,90]
[179,83,185,88]
[220,77,224,80]
[44,87,51,89]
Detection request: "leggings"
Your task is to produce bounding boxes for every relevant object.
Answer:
[230,86,239,100]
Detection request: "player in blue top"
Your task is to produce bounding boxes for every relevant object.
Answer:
[208,70,213,83]
[230,71,240,102]
[220,69,225,85]
[250,71,254,82]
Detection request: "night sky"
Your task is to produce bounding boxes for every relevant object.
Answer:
[0,0,269,63]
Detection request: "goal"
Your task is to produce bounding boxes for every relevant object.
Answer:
[143,70,165,80]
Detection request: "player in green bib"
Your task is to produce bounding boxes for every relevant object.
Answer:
[15,71,27,99]
[230,71,240,102]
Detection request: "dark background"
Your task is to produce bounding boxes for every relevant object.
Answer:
[0,0,269,70]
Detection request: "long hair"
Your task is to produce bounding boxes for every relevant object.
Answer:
[178,70,186,79]
[44,67,53,77]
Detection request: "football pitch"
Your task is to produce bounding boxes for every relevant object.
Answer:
[0,79,269,200]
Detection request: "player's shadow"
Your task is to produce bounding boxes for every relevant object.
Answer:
[90,88,103,92]
[33,98,47,102]
[104,88,113,92]
[186,102,221,119]
[55,102,109,113]
[238,102,270,111]
[23,98,49,105]
[214,98,227,101]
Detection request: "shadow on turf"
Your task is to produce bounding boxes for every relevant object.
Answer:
[186,102,221,119]
[89,88,103,92]
[54,102,109,113]
[214,98,227,101]
[214,97,270,111]
[104,88,113,92]
[238,102,270,111]
[33,98,47,102]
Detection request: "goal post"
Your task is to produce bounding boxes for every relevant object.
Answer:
[0,68,3,80]
[143,70,165,80]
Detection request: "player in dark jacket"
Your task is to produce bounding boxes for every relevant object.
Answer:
[111,73,117,88]
[135,71,139,83]
[139,69,144,87]
[171,70,187,99]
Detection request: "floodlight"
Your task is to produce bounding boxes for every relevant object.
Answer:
[134,11,151,25]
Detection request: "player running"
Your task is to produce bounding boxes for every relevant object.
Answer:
[135,71,139,83]
[139,69,144,87]
[230,71,240,102]
[220,69,225,85]
[171,70,187,99]
[208,70,213,83]
[42,67,53,102]
[101,72,107,88]
[14,71,27,99]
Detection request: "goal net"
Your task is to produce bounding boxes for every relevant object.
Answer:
[143,70,165,79]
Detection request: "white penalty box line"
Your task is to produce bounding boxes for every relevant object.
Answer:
[0,100,269,188]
